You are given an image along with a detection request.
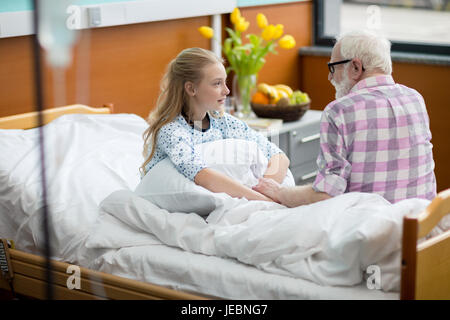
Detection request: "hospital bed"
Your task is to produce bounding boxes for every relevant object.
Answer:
[0,104,449,300]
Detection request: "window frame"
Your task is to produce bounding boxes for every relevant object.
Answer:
[313,0,450,56]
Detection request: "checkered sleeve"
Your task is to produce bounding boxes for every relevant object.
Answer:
[312,107,352,196]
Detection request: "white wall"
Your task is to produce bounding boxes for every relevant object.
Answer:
[0,0,236,38]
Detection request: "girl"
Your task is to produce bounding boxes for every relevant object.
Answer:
[140,47,290,202]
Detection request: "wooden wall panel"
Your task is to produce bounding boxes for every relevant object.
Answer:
[0,36,34,117]
[300,54,450,192]
[300,54,335,109]
[0,16,210,119]
[0,2,312,119]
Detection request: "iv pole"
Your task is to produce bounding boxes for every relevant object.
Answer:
[31,0,53,300]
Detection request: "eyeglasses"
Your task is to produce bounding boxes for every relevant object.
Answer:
[327,59,366,74]
[327,59,351,74]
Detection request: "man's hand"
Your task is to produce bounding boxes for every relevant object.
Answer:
[253,179,332,207]
[252,178,283,203]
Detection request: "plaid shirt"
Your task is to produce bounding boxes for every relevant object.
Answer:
[312,75,436,203]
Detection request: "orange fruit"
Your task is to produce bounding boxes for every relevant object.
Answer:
[251,91,270,104]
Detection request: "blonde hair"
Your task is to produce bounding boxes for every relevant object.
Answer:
[140,47,224,176]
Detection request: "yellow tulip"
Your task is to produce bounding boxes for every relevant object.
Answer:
[256,13,268,29]
[198,26,214,39]
[273,24,284,39]
[230,7,241,25]
[261,24,276,41]
[235,17,249,32]
[278,34,296,49]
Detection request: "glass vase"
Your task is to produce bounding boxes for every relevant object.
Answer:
[232,73,257,119]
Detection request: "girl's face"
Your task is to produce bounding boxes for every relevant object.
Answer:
[189,63,230,115]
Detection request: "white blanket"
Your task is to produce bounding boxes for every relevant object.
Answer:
[86,190,431,292]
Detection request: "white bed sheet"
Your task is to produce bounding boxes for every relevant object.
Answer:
[86,188,443,297]
[88,244,399,300]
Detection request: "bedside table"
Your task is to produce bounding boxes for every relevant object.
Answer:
[248,110,322,185]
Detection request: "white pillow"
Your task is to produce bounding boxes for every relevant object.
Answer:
[134,139,294,215]
[196,139,262,187]
[135,158,227,216]
[196,139,294,188]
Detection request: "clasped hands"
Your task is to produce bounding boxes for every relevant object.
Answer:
[253,177,332,207]
[252,177,285,204]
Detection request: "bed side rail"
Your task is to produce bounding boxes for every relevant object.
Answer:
[0,104,112,129]
[401,189,450,300]
[0,242,207,300]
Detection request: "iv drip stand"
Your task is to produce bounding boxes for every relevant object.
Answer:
[31,0,53,300]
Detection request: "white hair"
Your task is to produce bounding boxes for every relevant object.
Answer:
[336,30,392,75]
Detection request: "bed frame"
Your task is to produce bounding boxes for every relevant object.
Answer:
[401,188,450,299]
[0,104,449,300]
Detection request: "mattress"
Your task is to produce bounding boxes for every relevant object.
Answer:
[88,244,398,300]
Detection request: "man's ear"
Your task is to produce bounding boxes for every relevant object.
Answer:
[184,81,196,97]
[349,58,364,81]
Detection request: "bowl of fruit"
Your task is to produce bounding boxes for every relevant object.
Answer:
[251,83,311,122]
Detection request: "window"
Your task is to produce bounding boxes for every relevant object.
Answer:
[314,0,450,55]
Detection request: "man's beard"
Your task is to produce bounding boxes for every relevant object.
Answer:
[331,71,354,99]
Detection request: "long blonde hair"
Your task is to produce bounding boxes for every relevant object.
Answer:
[140,47,224,176]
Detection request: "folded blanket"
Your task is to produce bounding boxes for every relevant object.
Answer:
[86,190,431,292]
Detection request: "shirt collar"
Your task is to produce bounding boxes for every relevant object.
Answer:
[178,112,211,132]
[350,75,395,93]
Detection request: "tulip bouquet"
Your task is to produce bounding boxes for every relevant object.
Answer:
[198,8,296,117]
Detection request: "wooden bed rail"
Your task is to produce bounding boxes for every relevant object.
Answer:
[401,189,450,300]
[0,247,207,300]
[0,104,113,129]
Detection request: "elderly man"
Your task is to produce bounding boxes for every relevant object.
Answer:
[253,30,436,207]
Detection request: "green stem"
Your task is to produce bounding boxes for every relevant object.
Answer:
[237,74,256,115]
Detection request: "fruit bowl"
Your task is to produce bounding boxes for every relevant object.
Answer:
[251,101,310,122]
